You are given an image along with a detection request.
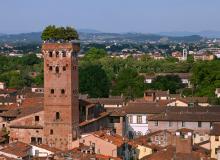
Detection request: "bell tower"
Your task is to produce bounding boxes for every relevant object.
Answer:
[42,42,80,150]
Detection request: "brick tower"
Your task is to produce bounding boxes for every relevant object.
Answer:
[42,42,80,150]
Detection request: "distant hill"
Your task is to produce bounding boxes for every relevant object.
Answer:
[158,30,220,38]
[78,29,102,33]
[0,31,203,43]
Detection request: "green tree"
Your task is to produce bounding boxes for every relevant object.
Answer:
[112,68,145,100]
[150,75,184,93]
[84,48,107,61]
[41,25,79,41]
[79,64,110,98]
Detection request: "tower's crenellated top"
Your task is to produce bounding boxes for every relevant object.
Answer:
[42,42,80,53]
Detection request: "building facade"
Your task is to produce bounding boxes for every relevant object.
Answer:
[42,42,80,150]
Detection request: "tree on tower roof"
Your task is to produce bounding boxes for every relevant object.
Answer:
[41,25,79,41]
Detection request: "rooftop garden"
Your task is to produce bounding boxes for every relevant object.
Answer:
[41,25,79,42]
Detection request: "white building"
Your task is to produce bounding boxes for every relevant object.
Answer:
[215,88,220,98]
[0,82,5,89]
[124,102,164,138]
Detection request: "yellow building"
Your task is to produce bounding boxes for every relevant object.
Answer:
[210,123,220,159]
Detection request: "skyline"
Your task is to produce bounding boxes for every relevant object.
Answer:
[0,0,220,34]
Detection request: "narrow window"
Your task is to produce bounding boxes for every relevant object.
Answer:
[63,66,66,71]
[55,66,59,73]
[56,51,59,57]
[198,121,202,128]
[49,51,53,57]
[155,121,158,126]
[49,66,53,71]
[182,121,185,127]
[50,89,54,94]
[62,51,66,57]
[137,115,142,124]
[61,89,65,94]
[35,116,39,122]
[169,121,173,127]
[128,115,133,123]
[56,112,60,120]
[50,129,53,135]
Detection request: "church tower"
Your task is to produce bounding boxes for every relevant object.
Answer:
[42,42,80,150]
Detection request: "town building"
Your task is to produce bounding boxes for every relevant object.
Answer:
[78,130,135,159]
[0,82,6,90]
[210,123,220,159]
[215,88,220,98]
[194,53,215,61]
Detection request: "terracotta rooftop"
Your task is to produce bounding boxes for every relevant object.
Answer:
[0,106,43,119]
[141,146,210,160]
[33,144,61,153]
[79,111,109,127]
[176,128,194,133]
[148,112,220,122]
[0,89,17,95]
[106,107,126,117]
[124,102,165,114]
[93,130,127,147]
[0,142,31,158]
[87,97,124,105]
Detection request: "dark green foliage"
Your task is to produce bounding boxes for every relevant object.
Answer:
[191,60,220,96]
[41,25,79,41]
[84,47,107,61]
[0,54,42,88]
[149,75,184,94]
[79,64,110,98]
[111,68,145,100]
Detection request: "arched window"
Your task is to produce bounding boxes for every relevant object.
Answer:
[55,66,59,73]
[50,129,53,135]
[56,112,60,120]
[49,51,53,57]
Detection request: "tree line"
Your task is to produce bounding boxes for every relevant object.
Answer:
[0,47,219,104]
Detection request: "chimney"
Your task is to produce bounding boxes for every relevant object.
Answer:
[175,128,193,154]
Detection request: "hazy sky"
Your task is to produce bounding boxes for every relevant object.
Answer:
[0,0,220,34]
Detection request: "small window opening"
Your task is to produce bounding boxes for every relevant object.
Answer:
[61,89,65,94]
[62,51,66,57]
[56,51,59,57]
[35,116,39,122]
[51,89,54,94]
[55,66,59,73]
[63,66,66,71]
[49,51,53,57]
[56,112,60,120]
[50,129,53,135]
[49,66,53,71]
